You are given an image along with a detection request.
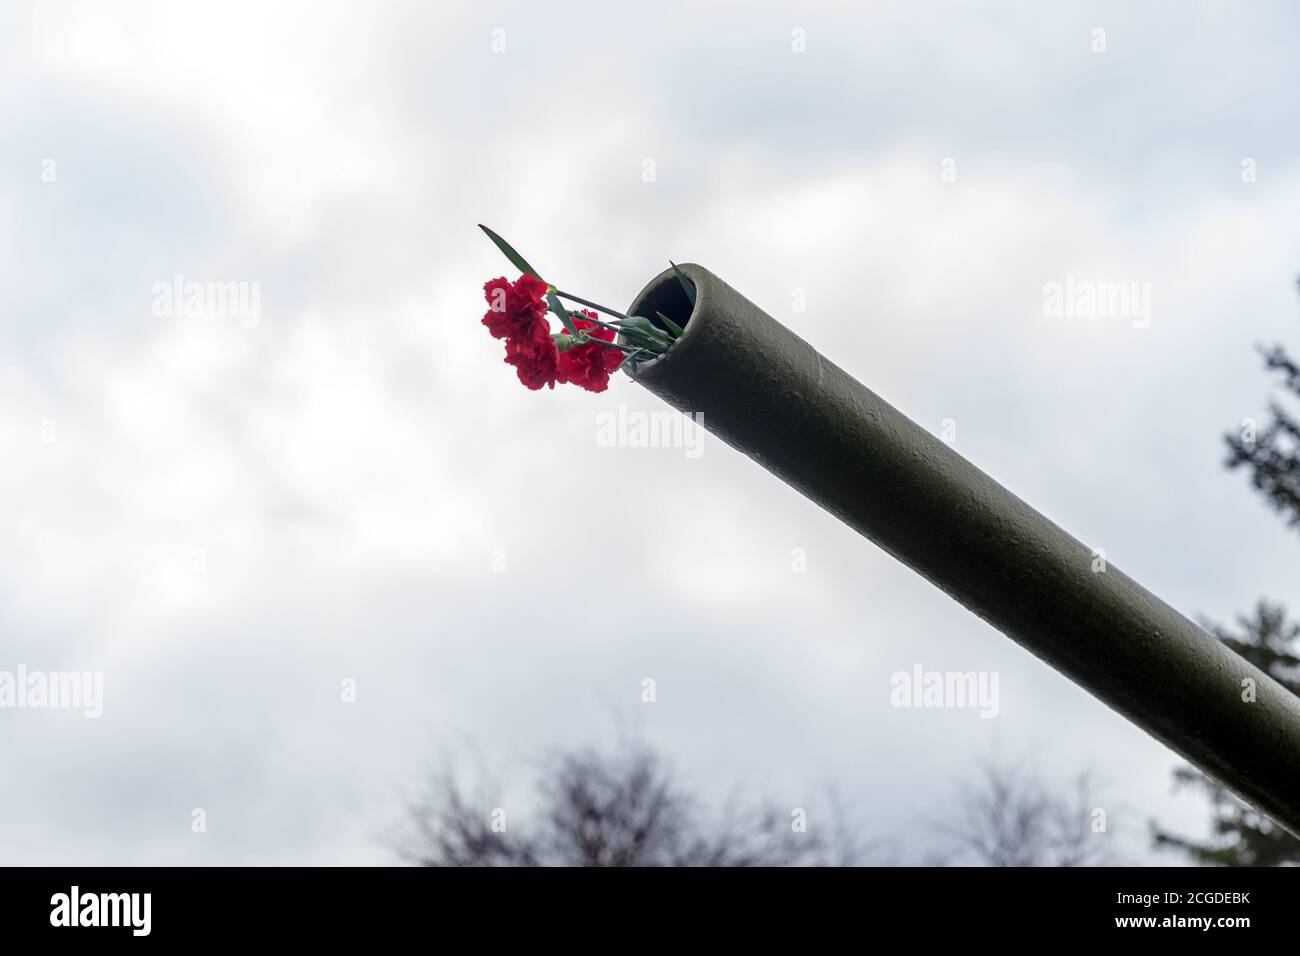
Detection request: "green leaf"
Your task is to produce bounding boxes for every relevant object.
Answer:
[669,260,696,306]
[622,333,671,353]
[479,224,545,281]
[546,291,578,336]
[621,315,671,342]
[656,311,685,338]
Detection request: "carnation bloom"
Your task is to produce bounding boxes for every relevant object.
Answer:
[478,226,688,392]
[482,273,559,389]
[504,323,559,390]
[482,274,550,341]
[557,311,624,393]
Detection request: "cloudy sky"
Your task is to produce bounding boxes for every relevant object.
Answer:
[3,0,1299,864]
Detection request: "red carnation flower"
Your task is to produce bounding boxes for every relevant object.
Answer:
[503,320,559,390]
[557,311,624,393]
[478,226,689,392]
[482,273,558,389]
[482,274,549,341]
[504,340,556,392]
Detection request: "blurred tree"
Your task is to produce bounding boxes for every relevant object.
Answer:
[399,743,867,867]
[932,761,1111,866]
[1224,316,1300,528]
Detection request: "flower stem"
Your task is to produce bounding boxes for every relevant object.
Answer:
[555,289,630,320]
[580,336,635,352]
[564,311,624,335]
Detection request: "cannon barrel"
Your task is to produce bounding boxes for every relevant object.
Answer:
[627,263,1300,835]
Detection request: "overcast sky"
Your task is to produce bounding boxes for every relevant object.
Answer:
[3,0,1300,864]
